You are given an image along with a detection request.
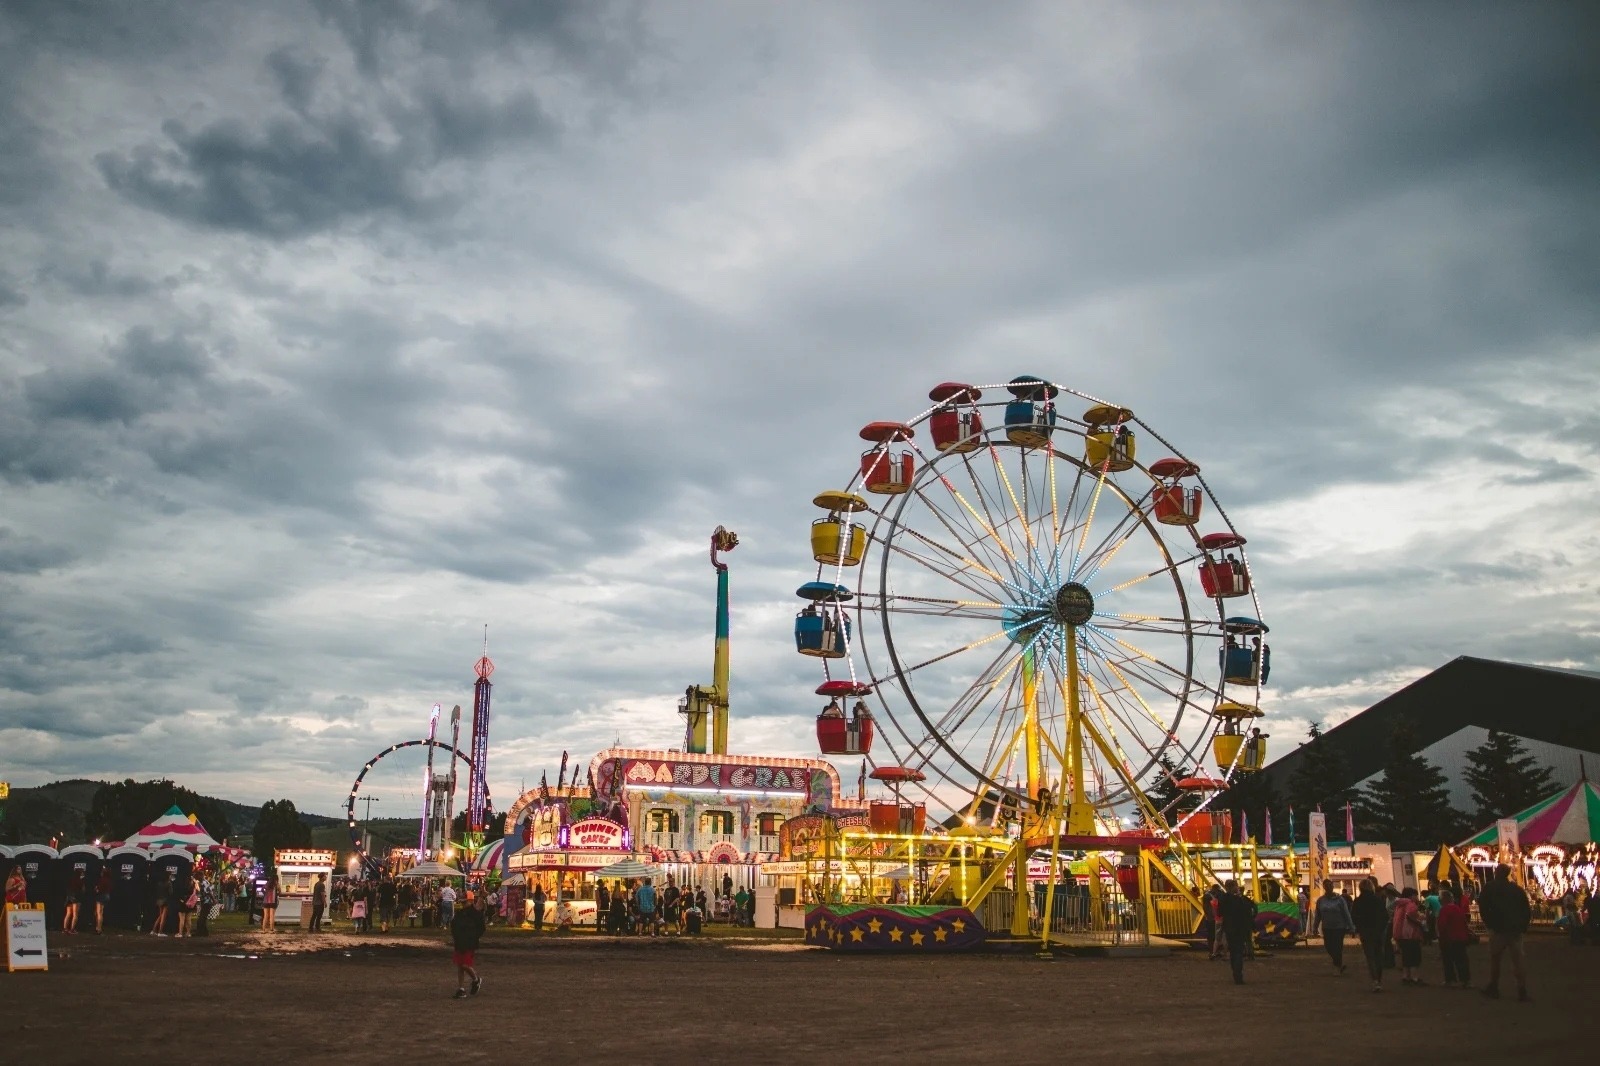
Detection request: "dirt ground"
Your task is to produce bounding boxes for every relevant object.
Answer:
[5,926,1596,1064]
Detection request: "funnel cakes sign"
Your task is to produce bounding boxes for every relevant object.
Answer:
[559,817,629,852]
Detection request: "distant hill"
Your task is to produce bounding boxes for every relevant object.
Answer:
[0,779,342,847]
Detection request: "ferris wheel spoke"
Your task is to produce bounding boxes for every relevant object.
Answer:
[925,634,1033,749]
[1075,491,1156,586]
[878,528,1013,603]
[936,455,1025,576]
[1096,556,1193,599]
[1076,641,1182,750]
[1091,615,1212,638]
[907,482,1027,596]
[948,450,1034,590]
[1079,633,1222,725]
[1066,461,1116,583]
[899,629,1010,680]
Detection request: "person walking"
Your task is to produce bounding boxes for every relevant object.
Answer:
[1437,887,1473,988]
[449,894,486,999]
[261,878,278,932]
[1392,886,1427,985]
[594,880,611,933]
[1351,877,1388,992]
[306,873,328,933]
[1478,863,1532,1001]
[530,883,547,932]
[1313,879,1353,974]
[378,878,397,933]
[1218,880,1257,985]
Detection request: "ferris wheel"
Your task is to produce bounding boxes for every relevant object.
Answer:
[795,376,1272,844]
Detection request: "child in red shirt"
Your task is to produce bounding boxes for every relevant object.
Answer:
[1437,888,1472,988]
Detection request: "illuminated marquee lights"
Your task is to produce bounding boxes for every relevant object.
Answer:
[344,739,483,870]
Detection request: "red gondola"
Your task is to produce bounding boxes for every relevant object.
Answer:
[1197,532,1251,598]
[859,422,915,494]
[928,382,985,453]
[815,680,875,755]
[1149,457,1202,526]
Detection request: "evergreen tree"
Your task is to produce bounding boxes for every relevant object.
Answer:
[251,800,312,875]
[1463,729,1557,824]
[1144,756,1194,822]
[1219,769,1282,844]
[1285,723,1356,821]
[1358,720,1464,850]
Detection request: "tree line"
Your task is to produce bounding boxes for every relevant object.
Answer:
[1152,723,1556,851]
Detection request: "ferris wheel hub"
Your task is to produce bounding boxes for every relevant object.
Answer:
[1051,582,1095,627]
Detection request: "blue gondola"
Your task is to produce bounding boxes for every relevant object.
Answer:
[1004,375,1058,448]
[795,582,853,658]
[1220,616,1271,685]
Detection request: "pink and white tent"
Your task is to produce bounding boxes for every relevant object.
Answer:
[119,805,222,851]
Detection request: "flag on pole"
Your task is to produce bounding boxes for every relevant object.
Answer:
[1264,808,1273,846]
[558,751,569,791]
[539,771,550,806]
[1241,809,1250,843]
[1287,806,1296,847]
[1345,801,1355,843]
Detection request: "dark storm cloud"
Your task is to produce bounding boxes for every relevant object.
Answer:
[95,0,634,238]
[1,0,1596,812]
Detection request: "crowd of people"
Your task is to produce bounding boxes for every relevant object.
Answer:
[590,875,753,936]
[1305,864,1541,1000]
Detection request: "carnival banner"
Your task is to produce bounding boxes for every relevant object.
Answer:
[1496,817,1522,865]
[1308,811,1329,890]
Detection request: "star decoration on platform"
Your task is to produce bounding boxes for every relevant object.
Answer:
[850,928,864,942]
[867,918,882,933]
[910,930,925,946]
[934,926,948,942]
[951,919,966,933]
[889,927,903,943]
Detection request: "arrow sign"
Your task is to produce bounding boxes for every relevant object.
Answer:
[5,906,49,971]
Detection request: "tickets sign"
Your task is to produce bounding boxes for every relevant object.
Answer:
[274,850,336,868]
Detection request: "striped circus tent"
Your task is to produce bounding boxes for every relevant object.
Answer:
[472,837,508,873]
[120,805,222,851]
[1461,778,1600,848]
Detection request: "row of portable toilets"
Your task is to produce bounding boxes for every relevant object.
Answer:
[1,843,203,933]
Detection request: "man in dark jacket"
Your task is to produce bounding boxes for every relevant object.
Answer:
[450,894,487,999]
[1218,880,1257,985]
[1350,877,1389,992]
[1478,864,1531,1001]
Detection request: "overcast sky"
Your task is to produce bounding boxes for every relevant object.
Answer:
[2,1,1596,820]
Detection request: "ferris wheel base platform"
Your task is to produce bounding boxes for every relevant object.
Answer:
[805,905,986,951]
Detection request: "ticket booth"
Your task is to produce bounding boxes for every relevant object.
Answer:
[274,849,336,928]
